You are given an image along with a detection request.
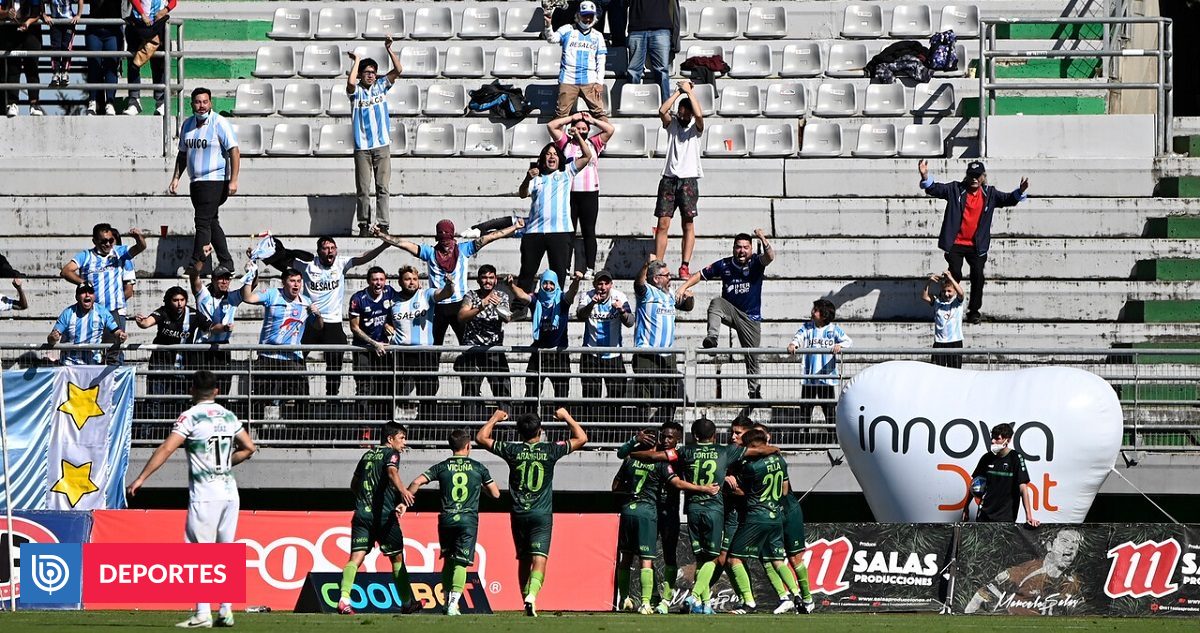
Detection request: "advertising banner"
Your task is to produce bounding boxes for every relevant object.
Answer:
[293,572,492,614]
[89,510,617,611]
[0,511,93,610]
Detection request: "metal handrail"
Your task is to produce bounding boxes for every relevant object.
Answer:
[977,16,1174,156]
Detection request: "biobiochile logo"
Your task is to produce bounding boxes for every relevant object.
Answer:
[19,543,82,604]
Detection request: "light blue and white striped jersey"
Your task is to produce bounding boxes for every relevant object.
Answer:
[256,288,312,361]
[293,256,355,323]
[933,296,965,343]
[179,112,239,182]
[418,240,480,305]
[526,163,578,234]
[195,284,245,344]
[390,287,437,346]
[551,25,607,85]
[71,245,133,315]
[790,321,853,386]
[53,303,120,365]
[47,0,80,18]
[634,283,676,351]
[131,0,168,21]
[575,288,631,359]
[351,77,393,151]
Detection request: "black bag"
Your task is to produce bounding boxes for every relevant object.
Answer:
[468,81,534,121]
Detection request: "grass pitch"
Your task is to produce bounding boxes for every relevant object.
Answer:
[2,611,1198,632]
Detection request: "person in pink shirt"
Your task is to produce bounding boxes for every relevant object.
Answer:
[547,111,614,281]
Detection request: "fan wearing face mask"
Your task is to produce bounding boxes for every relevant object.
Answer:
[543,1,609,120]
[968,423,1040,527]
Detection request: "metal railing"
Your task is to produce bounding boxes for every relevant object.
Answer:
[977,16,1174,156]
[2,344,1198,453]
[0,17,187,155]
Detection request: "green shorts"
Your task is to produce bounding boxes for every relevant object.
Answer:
[351,511,404,557]
[618,504,659,560]
[728,520,786,562]
[439,515,480,566]
[686,506,725,559]
[510,512,553,559]
[781,498,806,556]
[721,505,741,551]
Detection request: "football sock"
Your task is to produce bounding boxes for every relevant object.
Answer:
[730,563,755,606]
[526,571,545,601]
[441,565,453,602]
[711,560,726,589]
[777,562,800,594]
[692,560,716,602]
[763,560,788,599]
[339,563,358,600]
[392,561,414,603]
[218,603,232,617]
[793,561,813,601]
[452,564,467,593]
[661,565,678,602]
[616,567,631,602]
[640,568,654,604]
[195,603,211,618]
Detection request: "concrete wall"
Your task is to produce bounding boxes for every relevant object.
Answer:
[987,115,1158,159]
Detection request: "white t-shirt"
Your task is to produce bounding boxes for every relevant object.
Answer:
[662,119,704,179]
[172,401,243,502]
[293,255,355,322]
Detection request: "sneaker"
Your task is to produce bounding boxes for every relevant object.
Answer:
[400,599,426,614]
[358,223,371,237]
[965,311,982,325]
[336,598,355,615]
[637,602,654,615]
[28,105,44,116]
[683,595,700,614]
[458,228,482,240]
[728,604,757,615]
[104,103,116,116]
[620,596,635,612]
[655,601,670,614]
[583,268,594,281]
[799,598,814,614]
[154,102,165,116]
[446,602,461,616]
[701,335,718,349]
[678,264,691,279]
[5,104,16,117]
[702,603,715,615]
[772,598,795,614]
[524,600,538,617]
[86,100,97,115]
[175,614,213,628]
[213,612,235,627]
[124,100,142,115]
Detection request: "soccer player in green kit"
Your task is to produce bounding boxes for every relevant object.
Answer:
[725,428,807,614]
[616,421,684,613]
[338,422,423,615]
[407,429,502,615]
[754,422,815,614]
[476,407,588,617]
[613,428,719,614]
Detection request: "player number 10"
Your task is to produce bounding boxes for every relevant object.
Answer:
[516,461,546,492]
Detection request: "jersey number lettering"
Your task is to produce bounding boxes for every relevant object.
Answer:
[451,472,470,502]
[516,461,546,492]
[691,459,718,486]
[207,435,234,472]
[761,471,785,502]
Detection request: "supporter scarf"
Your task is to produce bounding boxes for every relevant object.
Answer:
[434,220,459,274]
[531,270,562,341]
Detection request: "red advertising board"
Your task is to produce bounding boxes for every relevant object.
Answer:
[89,510,617,612]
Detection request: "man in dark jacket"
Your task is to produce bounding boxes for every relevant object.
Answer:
[918,160,1028,324]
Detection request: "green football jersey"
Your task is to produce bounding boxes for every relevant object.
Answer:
[490,440,571,515]
[352,446,402,518]
[739,453,789,523]
[616,458,670,515]
[422,456,494,521]
[676,442,747,512]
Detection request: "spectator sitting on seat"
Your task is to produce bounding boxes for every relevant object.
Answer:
[124,0,173,115]
[655,81,704,278]
[675,229,774,399]
[575,269,633,423]
[241,268,321,417]
[921,270,965,369]
[61,223,147,335]
[48,283,128,365]
[548,111,615,280]
[85,0,125,115]
[786,299,852,426]
[44,0,83,88]
[918,159,1029,324]
[347,36,402,237]
[374,218,521,345]
[384,265,455,421]
[2,0,45,117]
[544,1,608,121]
[517,128,594,296]
[0,276,29,315]
[455,265,515,420]
[510,269,584,413]
[133,285,218,417]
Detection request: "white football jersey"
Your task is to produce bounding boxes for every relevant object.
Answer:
[294,255,355,322]
[172,401,243,502]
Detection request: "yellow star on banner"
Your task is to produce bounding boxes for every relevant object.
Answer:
[51,460,100,508]
[57,382,104,430]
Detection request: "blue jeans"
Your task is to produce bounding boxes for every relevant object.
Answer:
[626,28,671,102]
[87,25,122,105]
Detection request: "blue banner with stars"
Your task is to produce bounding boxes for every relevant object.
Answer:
[1,366,134,511]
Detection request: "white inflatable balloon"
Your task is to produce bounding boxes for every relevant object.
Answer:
[836,361,1123,524]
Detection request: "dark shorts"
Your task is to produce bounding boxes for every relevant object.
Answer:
[654,176,700,219]
[510,512,553,559]
[657,510,680,565]
[728,520,786,562]
[687,506,725,558]
[618,505,659,560]
[438,515,479,566]
[351,511,404,557]
[721,505,741,551]
[781,499,806,556]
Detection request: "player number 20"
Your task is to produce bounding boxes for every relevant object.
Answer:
[516,461,546,492]
[760,471,785,502]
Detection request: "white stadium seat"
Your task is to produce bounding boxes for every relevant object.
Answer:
[536,45,560,79]
[314,7,357,40]
[682,83,715,117]
[423,84,467,116]
[443,46,486,78]
[718,86,761,117]
[863,82,907,116]
[751,123,796,157]
[729,44,773,79]
[704,123,747,157]
[764,82,807,117]
[267,123,311,156]
[841,4,884,38]
[780,42,823,78]
[390,121,409,155]
[913,82,956,114]
[504,7,545,40]
[617,84,662,116]
[363,8,404,40]
[399,46,439,78]
[268,8,311,41]
[326,83,351,117]
[853,123,899,157]
[800,122,844,157]
[899,123,945,157]
[413,122,457,156]
[411,7,454,40]
[493,46,535,78]
[697,7,739,40]
[459,7,502,40]
[233,82,276,116]
[825,43,868,78]
[299,44,342,78]
[603,123,648,157]
[232,122,263,156]
[253,46,295,79]
[890,5,934,38]
[315,123,355,156]
[279,82,323,117]
[463,122,506,156]
[351,46,388,70]
[745,6,787,39]
[940,5,980,37]
[814,82,858,117]
[386,83,422,116]
[510,123,552,157]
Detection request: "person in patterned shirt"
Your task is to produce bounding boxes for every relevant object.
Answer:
[455,265,515,420]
